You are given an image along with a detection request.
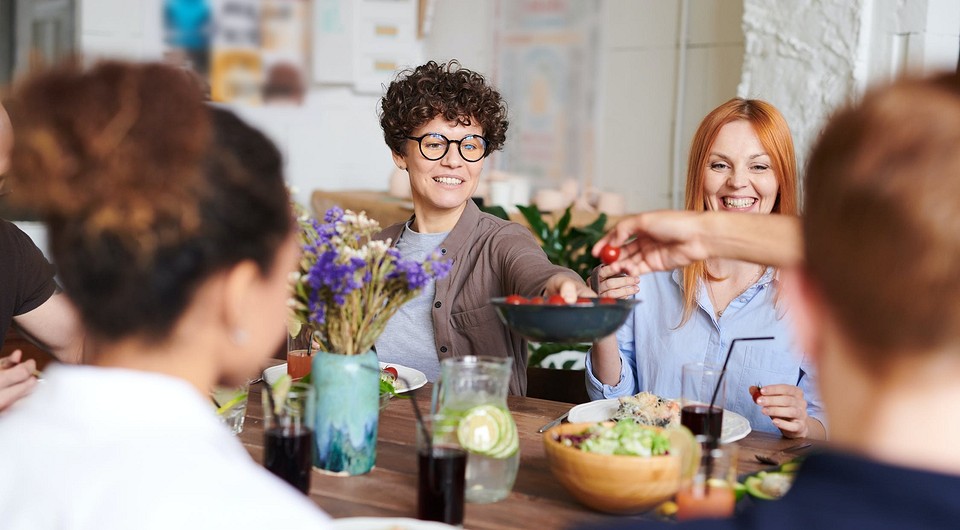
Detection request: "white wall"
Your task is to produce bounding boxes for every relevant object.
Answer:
[76,0,745,214]
[596,0,744,212]
[74,0,960,218]
[79,0,395,209]
[739,0,960,183]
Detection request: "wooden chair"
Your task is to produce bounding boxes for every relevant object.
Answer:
[526,366,590,404]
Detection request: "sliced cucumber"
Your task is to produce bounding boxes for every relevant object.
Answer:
[744,471,794,500]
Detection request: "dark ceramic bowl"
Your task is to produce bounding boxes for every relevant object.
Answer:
[492,297,640,343]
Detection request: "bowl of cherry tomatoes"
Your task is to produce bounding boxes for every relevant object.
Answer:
[491,295,640,343]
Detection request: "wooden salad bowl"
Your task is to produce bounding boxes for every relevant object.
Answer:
[543,422,682,514]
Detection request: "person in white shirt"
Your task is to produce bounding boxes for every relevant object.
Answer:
[0,61,331,529]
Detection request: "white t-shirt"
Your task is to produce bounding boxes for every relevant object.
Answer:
[0,365,332,530]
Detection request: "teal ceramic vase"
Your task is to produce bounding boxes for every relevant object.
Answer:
[311,349,379,475]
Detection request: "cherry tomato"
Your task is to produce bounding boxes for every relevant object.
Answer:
[749,385,763,403]
[382,366,399,380]
[505,294,526,305]
[576,297,593,304]
[529,296,545,305]
[547,295,566,305]
[598,297,617,305]
[599,244,621,265]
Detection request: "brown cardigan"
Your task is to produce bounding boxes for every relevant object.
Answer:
[375,201,583,395]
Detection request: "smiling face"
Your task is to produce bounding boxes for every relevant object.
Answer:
[393,115,485,227]
[702,120,780,214]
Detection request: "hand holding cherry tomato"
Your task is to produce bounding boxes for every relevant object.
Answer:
[599,244,621,265]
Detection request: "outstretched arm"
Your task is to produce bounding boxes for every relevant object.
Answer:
[592,211,803,275]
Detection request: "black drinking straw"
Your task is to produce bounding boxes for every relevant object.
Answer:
[702,336,774,494]
[402,377,432,456]
[706,336,775,421]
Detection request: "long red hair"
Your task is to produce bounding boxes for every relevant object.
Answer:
[679,98,798,326]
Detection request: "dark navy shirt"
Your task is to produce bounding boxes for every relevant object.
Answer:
[577,451,960,530]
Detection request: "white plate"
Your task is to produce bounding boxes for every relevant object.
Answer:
[330,517,457,530]
[262,362,427,394]
[567,398,752,443]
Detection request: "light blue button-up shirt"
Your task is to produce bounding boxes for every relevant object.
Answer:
[585,268,825,434]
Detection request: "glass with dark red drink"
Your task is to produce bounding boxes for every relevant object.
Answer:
[681,362,727,441]
[680,404,724,441]
[416,414,466,526]
[263,382,315,493]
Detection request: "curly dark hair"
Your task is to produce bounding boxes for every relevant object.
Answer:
[379,60,508,156]
[6,61,292,342]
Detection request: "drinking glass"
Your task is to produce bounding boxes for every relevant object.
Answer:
[680,362,727,442]
[287,326,317,379]
[263,382,316,494]
[676,436,738,521]
[416,414,467,526]
[432,356,518,504]
[212,382,250,435]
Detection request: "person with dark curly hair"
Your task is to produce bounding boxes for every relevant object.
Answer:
[375,60,593,395]
[0,62,331,529]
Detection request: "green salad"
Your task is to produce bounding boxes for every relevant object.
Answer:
[558,421,671,457]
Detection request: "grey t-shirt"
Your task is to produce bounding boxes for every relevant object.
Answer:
[374,222,448,382]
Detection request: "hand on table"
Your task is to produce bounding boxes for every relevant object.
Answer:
[751,384,814,439]
[0,350,39,412]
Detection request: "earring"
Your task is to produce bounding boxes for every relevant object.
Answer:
[231,328,249,345]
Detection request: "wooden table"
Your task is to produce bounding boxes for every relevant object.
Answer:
[240,364,814,529]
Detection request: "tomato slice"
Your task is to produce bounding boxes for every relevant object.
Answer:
[382,366,399,379]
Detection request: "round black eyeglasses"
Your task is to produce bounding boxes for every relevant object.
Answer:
[405,133,489,163]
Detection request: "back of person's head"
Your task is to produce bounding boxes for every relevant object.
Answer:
[379,59,508,156]
[804,72,960,369]
[684,98,798,216]
[5,61,292,343]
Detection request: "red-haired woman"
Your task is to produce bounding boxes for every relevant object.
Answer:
[588,99,825,440]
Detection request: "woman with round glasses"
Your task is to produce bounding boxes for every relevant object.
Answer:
[375,60,593,395]
[587,99,825,439]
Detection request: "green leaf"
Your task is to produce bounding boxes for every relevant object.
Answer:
[517,204,550,242]
[556,206,573,237]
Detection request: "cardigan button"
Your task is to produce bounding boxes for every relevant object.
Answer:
[434,301,442,308]
[440,346,448,353]
[440,248,447,255]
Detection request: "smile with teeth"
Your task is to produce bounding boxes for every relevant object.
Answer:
[722,197,757,208]
[434,176,463,185]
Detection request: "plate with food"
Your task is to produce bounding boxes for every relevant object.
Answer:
[263,362,427,393]
[567,392,751,443]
